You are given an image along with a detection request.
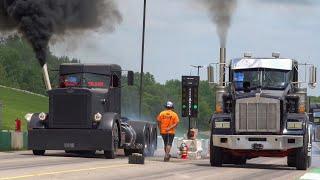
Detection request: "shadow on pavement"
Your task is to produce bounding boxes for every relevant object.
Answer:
[20,150,128,159]
[194,163,295,171]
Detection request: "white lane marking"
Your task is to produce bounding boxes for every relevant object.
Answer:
[0,164,134,180]
[300,173,320,180]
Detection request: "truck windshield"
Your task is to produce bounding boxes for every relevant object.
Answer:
[233,69,291,91]
[60,73,110,89]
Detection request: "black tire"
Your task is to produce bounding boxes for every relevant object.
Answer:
[210,135,223,167]
[33,150,45,156]
[148,128,157,157]
[295,147,308,170]
[124,149,133,156]
[295,127,311,170]
[138,128,150,156]
[235,157,247,165]
[104,122,119,159]
[287,154,296,167]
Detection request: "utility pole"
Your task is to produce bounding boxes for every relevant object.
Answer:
[189,65,203,136]
[139,0,147,119]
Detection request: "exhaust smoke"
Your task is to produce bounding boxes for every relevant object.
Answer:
[201,0,237,48]
[0,0,122,67]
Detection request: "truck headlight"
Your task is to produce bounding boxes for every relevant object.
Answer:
[25,113,34,122]
[287,121,303,130]
[94,113,102,122]
[215,121,230,129]
[39,112,47,121]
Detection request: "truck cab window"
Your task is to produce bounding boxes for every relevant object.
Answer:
[60,73,110,89]
[233,69,291,91]
[60,74,81,88]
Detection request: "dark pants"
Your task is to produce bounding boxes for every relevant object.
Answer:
[161,134,175,146]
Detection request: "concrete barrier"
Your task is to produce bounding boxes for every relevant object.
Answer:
[11,131,23,150]
[0,130,11,151]
[0,131,28,151]
[156,136,209,159]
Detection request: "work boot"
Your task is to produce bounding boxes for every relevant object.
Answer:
[164,154,170,162]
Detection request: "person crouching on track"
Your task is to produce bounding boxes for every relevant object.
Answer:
[157,101,180,162]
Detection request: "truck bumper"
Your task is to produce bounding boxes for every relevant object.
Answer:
[212,135,303,150]
[28,129,113,151]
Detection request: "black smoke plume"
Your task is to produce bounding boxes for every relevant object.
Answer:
[0,0,122,66]
[202,0,237,48]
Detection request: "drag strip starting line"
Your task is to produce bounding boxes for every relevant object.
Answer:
[0,164,134,180]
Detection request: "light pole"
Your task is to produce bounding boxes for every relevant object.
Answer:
[139,0,147,119]
[188,65,203,137]
[190,65,204,76]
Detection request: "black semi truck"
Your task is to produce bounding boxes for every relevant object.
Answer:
[26,64,157,159]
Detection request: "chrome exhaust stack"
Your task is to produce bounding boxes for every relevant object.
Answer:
[216,48,227,113]
[42,63,52,90]
[219,48,226,86]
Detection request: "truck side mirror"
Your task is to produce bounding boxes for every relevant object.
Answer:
[309,66,317,89]
[314,112,320,123]
[207,65,215,84]
[128,71,134,86]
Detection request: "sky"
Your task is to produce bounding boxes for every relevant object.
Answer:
[51,0,320,95]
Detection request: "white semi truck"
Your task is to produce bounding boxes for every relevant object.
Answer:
[207,50,317,170]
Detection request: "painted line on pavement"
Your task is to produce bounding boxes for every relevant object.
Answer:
[300,173,320,180]
[0,164,134,180]
[300,168,320,180]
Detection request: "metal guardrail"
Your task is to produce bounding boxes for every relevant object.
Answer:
[0,85,47,98]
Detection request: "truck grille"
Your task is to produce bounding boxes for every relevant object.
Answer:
[236,97,280,132]
[49,93,92,129]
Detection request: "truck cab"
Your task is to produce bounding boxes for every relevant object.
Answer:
[27,64,157,159]
[208,54,316,170]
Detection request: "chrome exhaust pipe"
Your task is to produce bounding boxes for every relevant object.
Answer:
[42,63,52,90]
[219,48,226,86]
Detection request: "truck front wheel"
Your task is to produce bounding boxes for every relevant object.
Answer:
[287,154,296,167]
[295,129,311,170]
[210,146,223,166]
[33,150,45,156]
[210,136,223,167]
[104,122,119,159]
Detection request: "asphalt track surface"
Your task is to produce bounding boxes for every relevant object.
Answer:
[0,143,319,180]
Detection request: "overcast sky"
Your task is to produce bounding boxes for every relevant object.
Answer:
[51,0,320,95]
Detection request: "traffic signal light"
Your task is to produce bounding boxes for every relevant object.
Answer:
[182,76,199,118]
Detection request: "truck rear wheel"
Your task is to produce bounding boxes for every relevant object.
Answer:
[33,150,45,156]
[148,128,157,157]
[104,122,119,159]
[124,149,133,156]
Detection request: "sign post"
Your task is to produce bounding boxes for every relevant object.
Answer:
[182,76,199,139]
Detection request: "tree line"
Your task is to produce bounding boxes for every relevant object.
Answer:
[0,35,216,134]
